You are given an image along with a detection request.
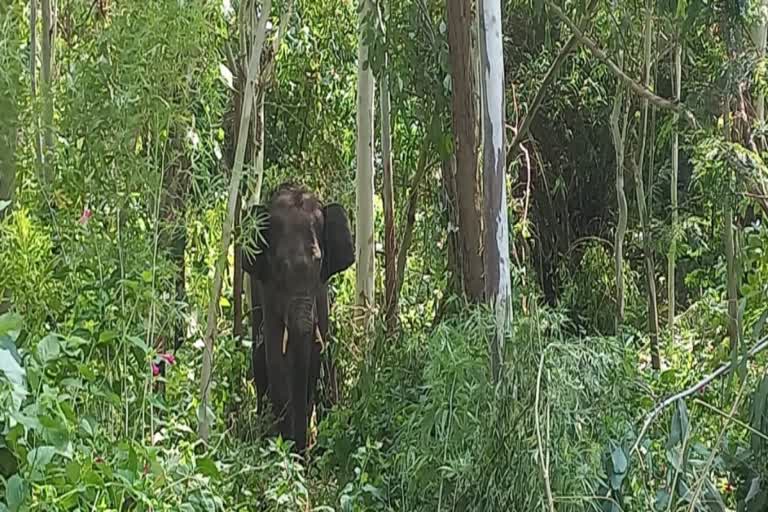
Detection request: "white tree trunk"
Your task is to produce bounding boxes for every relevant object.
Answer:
[198,0,273,442]
[479,0,511,383]
[355,0,376,328]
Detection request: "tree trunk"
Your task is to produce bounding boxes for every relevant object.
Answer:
[355,0,376,329]
[198,0,273,442]
[721,10,741,355]
[41,0,56,187]
[479,0,511,384]
[669,32,681,335]
[609,63,629,330]
[637,0,660,369]
[447,0,484,302]
[395,130,431,300]
[30,0,43,171]
[380,0,397,333]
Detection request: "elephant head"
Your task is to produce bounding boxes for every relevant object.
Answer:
[242,182,353,453]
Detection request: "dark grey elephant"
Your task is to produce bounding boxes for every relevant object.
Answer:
[243,183,354,454]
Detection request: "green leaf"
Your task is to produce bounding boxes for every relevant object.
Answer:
[0,313,22,338]
[5,474,26,512]
[752,310,768,340]
[609,445,628,490]
[196,457,221,479]
[126,335,150,355]
[0,200,10,213]
[27,446,56,468]
[98,330,118,344]
[65,460,81,483]
[667,399,689,449]
[654,489,670,510]
[0,346,27,411]
[0,447,18,478]
[36,334,61,365]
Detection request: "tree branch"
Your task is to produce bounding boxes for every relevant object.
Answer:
[395,130,432,297]
[198,0,273,442]
[545,0,697,126]
[629,334,768,458]
[508,34,578,155]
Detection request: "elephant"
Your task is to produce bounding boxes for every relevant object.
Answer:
[242,182,354,454]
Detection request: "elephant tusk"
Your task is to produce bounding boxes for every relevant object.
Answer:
[282,326,288,355]
[315,324,324,350]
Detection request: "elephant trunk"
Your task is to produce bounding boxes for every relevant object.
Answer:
[288,295,315,337]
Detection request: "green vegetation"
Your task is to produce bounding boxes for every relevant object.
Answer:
[2,0,768,510]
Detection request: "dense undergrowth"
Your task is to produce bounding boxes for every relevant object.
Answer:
[3,0,768,510]
[3,214,767,511]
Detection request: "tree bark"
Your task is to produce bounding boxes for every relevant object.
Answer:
[198,0,273,442]
[447,0,484,302]
[609,62,629,330]
[381,0,397,333]
[355,0,376,330]
[41,0,56,187]
[479,0,511,383]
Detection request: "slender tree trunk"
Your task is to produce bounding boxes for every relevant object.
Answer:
[199,0,273,442]
[29,0,43,171]
[479,0,511,383]
[722,9,741,355]
[380,0,397,333]
[609,63,629,330]
[40,0,56,187]
[395,130,431,300]
[355,0,376,329]
[669,33,681,335]
[447,0,484,302]
[636,0,661,369]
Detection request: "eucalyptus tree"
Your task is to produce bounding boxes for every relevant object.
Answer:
[479,0,510,382]
[355,0,376,329]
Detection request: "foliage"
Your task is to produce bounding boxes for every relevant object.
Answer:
[3,0,768,510]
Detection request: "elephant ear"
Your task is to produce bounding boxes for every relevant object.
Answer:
[321,203,354,282]
[242,204,271,282]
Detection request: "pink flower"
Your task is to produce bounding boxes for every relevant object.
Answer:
[78,207,93,225]
[151,363,160,377]
[160,353,176,365]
